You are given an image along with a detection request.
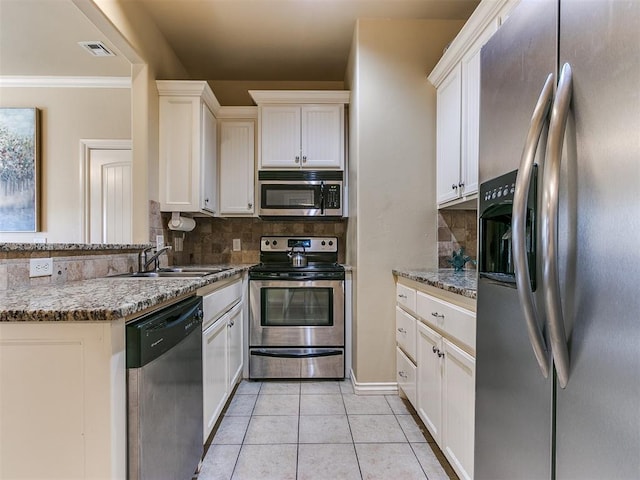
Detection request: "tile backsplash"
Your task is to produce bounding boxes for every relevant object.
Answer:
[164,216,347,266]
[437,210,477,269]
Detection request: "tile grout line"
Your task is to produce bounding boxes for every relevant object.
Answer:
[342,382,365,480]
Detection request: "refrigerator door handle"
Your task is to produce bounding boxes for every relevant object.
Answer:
[542,63,573,389]
[513,73,555,379]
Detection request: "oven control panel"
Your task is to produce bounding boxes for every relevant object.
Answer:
[260,236,338,253]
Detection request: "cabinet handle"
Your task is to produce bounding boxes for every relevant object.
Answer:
[432,346,445,358]
[302,155,307,163]
[437,351,445,358]
[458,182,465,188]
[228,320,234,328]
[398,294,407,299]
[204,198,209,204]
[248,202,253,209]
[398,371,408,379]
[397,327,406,334]
[295,156,300,163]
[431,312,444,319]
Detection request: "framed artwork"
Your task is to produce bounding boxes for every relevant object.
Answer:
[0,108,41,232]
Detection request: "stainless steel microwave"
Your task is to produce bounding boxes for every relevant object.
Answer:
[258,170,343,217]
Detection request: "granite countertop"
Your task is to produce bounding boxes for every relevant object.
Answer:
[0,242,151,252]
[0,265,253,322]
[393,268,477,299]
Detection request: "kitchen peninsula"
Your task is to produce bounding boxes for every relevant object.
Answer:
[0,242,251,479]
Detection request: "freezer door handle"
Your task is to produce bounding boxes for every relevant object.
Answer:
[542,63,573,389]
[513,73,554,379]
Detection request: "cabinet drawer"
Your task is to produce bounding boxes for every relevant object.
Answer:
[396,347,417,407]
[396,283,417,313]
[202,278,243,329]
[417,291,475,351]
[396,306,417,362]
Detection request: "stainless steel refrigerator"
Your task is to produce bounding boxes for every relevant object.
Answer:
[475,0,640,479]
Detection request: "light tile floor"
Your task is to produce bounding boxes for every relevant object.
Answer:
[197,380,458,480]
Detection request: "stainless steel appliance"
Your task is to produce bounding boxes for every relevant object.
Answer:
[249,236,345,378]
[126,296,203,480]
[476,1,640,478]
[258,170,343,217]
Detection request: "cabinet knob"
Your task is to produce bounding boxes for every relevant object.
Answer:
[398,371,408,379]
[397,327,406,334]
[204,198,209,203]
[437,351,445,358]
[458,182,465,188]
[432,346,438,354]
[302,155,307,163]
[295,156,300,163]
[451,184,458,190]
[398,294,407,299]
[228,320,234,328]
[248,202,253,209]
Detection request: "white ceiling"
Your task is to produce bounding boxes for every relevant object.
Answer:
[0,0,478,81]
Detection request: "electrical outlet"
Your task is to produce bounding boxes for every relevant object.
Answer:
[29,258,53,277]
[233,238,241,251]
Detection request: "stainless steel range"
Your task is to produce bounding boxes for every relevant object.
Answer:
[249,236,345,379]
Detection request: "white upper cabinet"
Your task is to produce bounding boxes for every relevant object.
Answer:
[218,107,257,216]
[429,0,519,208]
[250,90,349,170]
[157,80,221,215]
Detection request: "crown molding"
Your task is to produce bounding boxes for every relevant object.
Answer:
[249,90,350,105]
[156,80,221,115]
[0,76,131,88]
[216,106,258,119]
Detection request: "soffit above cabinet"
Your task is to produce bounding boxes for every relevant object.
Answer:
[249,90,350,105]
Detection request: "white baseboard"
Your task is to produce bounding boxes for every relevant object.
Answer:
[350,369,398,396]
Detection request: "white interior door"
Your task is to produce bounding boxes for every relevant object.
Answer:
[88,147,132,244]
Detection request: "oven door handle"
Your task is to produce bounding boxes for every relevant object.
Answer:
[251,348,343,359]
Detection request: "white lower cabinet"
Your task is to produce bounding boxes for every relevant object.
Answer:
[443,339,476,480]
[416,321,443,444]
[396,277,476,480]
[200,277,244,442]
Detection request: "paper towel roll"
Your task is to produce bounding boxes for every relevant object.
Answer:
[168,212,196,232]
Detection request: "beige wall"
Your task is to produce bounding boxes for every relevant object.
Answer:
[92,0,190,242]
[345,18,465,384]
[0,87,131,243]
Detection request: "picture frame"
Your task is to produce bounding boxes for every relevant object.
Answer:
[0,107,41,232]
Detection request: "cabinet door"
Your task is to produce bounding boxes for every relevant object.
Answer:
[460,22,498,199]
[416,322,443,444]
[220,121,255,215]
[436,64,462,205]
[159,96,199,210]
[203,317,228,442]
[201,103,217,214]
[442,339,475,480]
[227,303,243,388]
[260,106,301,167]
[301,105,343,169]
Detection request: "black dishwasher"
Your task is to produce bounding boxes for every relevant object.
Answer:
[126,296,203,480]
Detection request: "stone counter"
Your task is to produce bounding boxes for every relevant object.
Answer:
[0,265,252,322]
[392,268,477,300]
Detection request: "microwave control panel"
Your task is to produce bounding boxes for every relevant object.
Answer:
[325,185,341,209]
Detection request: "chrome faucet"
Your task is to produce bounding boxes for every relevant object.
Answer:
[138,246,172,272]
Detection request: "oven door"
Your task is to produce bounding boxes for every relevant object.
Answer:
[249,279,344,347]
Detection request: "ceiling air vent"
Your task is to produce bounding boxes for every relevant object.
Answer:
[78,41,115,57]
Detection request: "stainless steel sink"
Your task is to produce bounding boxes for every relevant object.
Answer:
[110,267,231,278]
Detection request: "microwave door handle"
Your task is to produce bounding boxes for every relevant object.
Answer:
[513,72,554,379]
[320,181,325,215]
